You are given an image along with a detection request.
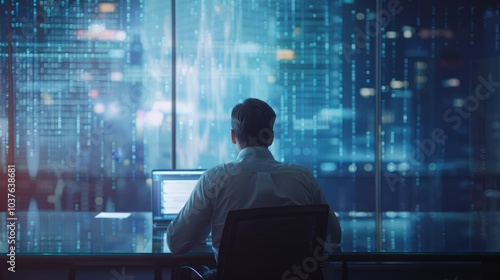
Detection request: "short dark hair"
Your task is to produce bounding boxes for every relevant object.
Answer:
[231,98,276,147]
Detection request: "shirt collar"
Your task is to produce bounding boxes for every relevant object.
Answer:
[237,146,274,161]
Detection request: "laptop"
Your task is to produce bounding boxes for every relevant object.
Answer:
[151,169,205,229]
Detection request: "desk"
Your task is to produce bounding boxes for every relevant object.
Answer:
[1,252,498,280]
[1,254,216,280]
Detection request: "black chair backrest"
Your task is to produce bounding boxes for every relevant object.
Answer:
[216,204,329,280]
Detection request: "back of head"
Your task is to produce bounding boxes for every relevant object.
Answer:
[231,98,276,148]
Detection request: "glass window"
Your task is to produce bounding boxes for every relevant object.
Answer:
[380,0,500,252]
[1,0,499,254]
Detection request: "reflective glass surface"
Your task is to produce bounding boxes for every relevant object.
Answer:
[1,211,499,254]
[1,211,152,254]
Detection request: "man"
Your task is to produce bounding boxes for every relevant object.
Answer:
[167,98,342,260]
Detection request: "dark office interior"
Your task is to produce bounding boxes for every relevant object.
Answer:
[1,0,500,279]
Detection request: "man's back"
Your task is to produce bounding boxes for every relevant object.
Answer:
[167,147,341,259]
[207,147,327,254]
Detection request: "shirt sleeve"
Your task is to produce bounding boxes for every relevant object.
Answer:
[166,174,213,254]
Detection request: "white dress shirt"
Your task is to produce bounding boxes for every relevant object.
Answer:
[166,146,341,259]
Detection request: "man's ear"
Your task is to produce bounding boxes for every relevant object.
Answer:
[231,129,237,144]
[258,128,274,147]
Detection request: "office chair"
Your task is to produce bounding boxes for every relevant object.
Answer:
[179,204,331,280]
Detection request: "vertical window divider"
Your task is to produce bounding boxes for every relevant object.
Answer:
[7,0,15,166]
[375,0,383,252]
[171,0,177,169]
